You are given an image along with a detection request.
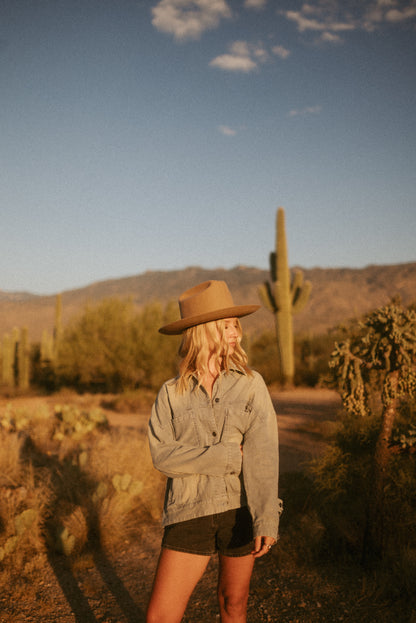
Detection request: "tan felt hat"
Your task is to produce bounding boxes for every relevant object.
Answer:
[159,280,260,335]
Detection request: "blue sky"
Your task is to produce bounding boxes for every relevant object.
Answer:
[1,0,415,294]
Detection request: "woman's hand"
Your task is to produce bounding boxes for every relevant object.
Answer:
[251,536,276,558]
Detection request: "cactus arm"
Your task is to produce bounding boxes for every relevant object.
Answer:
[291,270,304,303]
[293,280,312,314]
[258,282,277,313]
[270,252,277,283]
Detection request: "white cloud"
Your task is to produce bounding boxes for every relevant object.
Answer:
[151,0,232,41]
[282,1,416,40]
[244,0,267,9]
[319,31,343,43]
[288,105,322,117]
[386,5,416,22]
[272,45,291,59]
[284,8,355,34]
[218,125,237,136]
[209,41,267,72]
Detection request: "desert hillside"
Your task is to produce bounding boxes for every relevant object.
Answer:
[0,262,415,341]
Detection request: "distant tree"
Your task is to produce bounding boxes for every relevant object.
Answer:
[55,298,179,392]
[294,331,342,387]
[249,331,280,386]
[133,299,180,389]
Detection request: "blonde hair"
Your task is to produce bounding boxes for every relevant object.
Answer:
[176,318,251,394]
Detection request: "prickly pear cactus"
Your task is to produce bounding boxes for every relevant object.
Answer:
[56,527,76,556]
[112,473,144,496]
[53,405,108,440]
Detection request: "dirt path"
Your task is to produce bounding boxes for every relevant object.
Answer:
[3,389,408,623]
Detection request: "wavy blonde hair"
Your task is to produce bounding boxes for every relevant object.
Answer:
[175,318,251,394]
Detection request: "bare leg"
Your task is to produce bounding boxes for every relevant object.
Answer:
[217,553,255,623]
[146,548,211,623]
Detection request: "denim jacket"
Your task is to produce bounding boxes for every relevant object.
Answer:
[148,368,282,540]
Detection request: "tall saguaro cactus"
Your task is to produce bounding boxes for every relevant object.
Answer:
[258,207,312,386]
[17,326,30,390]
[1,333,14,386]
[54,293,63,343]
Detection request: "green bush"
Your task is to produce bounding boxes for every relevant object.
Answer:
[250,329,340,387]
[54,298,180,393]
[249,330,280,385]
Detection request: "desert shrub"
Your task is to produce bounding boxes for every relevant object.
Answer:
[308,400,416,601]
[309,411,381,558]
[100,388,156,413]
[294,331,341,387]
[303,301,416,605]
[84,430,164,550]
[0,429,25,487]
[250,329,342,387]
[276,471,326,565]
[0,443,51,571]
[249,330,281,385]
[54,298,180,393]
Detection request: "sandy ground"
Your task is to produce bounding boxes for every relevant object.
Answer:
[7,388,407,623]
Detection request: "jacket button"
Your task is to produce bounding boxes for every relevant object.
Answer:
[212,431,217,437]
[215,398,220,402]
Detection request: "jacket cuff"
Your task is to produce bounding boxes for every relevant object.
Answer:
[252,520,280,541]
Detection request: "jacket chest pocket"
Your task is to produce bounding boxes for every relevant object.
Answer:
[171,409,201,445]
[223,399,252,440]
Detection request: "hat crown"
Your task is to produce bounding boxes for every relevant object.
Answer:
[179,281,234,320]
[159,280,260,334]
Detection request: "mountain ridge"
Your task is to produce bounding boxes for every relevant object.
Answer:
[0,262,415,342]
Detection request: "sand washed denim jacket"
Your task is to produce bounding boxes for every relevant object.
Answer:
[148,368,282,540]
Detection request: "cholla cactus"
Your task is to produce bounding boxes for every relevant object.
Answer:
[329,300,416,558]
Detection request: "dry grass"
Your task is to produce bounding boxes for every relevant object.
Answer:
[1,390,415,622]
[0,430,24,487]
[0,399,165,584]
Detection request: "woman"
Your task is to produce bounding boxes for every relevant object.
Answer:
[146,280,282,623]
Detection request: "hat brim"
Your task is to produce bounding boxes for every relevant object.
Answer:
[159,305,260,335]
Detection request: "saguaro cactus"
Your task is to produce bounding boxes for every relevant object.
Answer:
[258,207,312,386]
[17,327,30,390]
[1,333,14,386]
[54,293,63,350]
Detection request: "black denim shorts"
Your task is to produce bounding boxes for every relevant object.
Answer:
[161,506,254,557]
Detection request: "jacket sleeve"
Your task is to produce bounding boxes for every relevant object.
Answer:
[148,383,242,479]
[242,373,282,540]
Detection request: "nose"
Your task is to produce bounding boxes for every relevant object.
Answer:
[229,326,238,339]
